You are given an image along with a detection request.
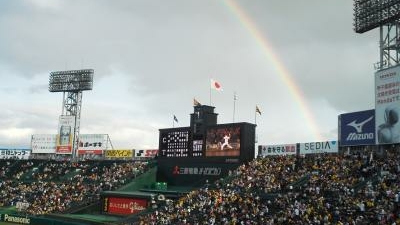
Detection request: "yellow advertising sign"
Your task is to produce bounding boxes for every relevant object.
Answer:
[105,150,134,158]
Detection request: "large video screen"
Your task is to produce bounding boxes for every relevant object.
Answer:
[159,128,190,157]
[205,126,240,157]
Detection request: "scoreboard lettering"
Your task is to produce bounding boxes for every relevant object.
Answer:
[159,129,189,157]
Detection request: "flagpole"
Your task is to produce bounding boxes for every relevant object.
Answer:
[255,108,259,143]
[209,85,212,105]
[255,108,257,125]
[233,92,237,122]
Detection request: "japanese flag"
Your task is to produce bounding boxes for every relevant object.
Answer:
[211,79,223,91]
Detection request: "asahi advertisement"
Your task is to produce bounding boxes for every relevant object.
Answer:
[56,115,75,154]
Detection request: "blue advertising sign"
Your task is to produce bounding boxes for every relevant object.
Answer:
[339,109,375,146]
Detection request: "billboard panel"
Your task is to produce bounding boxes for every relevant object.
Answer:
[0,148,31,159]
[339,110,375,146]
[157,158,240,186]
[258,144,296,156]
[104,197,147,215]
[299,141,338,154]
[375,65,400,144]
[135,149,158,158]
[105,150,134,158]
[78,134,107,155]
[159,128,190,158]
[205,126,240,157]
[31,134,57,154]
[56,115,75,154]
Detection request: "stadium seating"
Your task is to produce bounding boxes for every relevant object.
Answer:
[0,159,149,215]
[136,150,400,224]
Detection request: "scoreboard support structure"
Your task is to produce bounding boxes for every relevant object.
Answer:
[157,105,256,187]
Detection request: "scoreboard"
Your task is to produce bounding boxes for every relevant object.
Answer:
[157,122,255,186]
[158,122,255,161]
[159,128,190,157]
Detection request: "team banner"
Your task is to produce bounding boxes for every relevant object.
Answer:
[375,65,400,144]
[31,134,57,154]
[105,149,134,158]
[56,115,75,154]
[339,109,375,146]
[258,144,296,156]
[0,149,31,159]
[78,134,107,155]
[299,141,338,154]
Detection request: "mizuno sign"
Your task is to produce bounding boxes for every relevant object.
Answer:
[347,116,373,133]
[339,110,375,146]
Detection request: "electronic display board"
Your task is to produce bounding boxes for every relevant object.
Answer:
[192,140,203,157]
[159,128,190,157]
[205,126,240,157]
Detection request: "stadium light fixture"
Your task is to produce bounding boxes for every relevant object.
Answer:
[49,69,94,92]
[353,0,400,34]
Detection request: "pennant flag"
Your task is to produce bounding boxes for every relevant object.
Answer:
[210,79,223,91]
[173,115,178,123]
[193,98,201,106]
[256,105,262,115]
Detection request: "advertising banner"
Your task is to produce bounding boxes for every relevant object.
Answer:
[78,134,107,155]
[105,150,134,158]
[31,134,57,154]
[375,65,400,144]
[135,149,158,158]
[0,214,30,224]
[156,159,241,186]
[0,149,31,159]
[258,144,296,156]
[339,110,375,146]
[299,141,338,154]
[205,126,240,157]
[56,115,75,154]
[105,197,147,215]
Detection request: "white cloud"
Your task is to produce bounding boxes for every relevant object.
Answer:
[0,1,380,149]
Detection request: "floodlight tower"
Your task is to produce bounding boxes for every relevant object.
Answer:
[49,69,94,160]
[353,0,400,69]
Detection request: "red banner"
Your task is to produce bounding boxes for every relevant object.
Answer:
[56,145,72,154]
[78,149,103,155]
[107,197,148,215]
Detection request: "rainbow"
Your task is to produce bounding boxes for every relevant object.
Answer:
[223,0,324,141]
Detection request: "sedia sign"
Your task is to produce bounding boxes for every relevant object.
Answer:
[299,141,338,154]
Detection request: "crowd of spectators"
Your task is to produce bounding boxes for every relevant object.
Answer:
[0,159,149,215]
[137,150,400,224]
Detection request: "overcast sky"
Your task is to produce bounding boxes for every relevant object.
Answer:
[0,0,378,149]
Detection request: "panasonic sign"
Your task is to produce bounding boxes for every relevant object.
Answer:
[339,109,375,146]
